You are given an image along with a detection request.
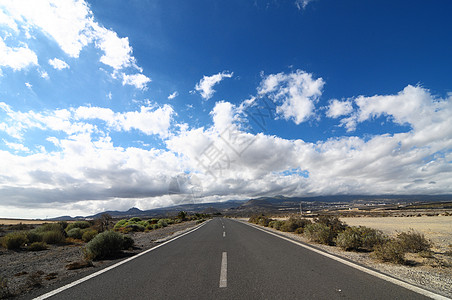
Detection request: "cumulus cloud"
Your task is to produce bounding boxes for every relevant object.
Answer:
[0,102,174,140]
[48,58,69,70]
[75,104,174,138]
[258,70,324,124]
[210,101,236,132]
[0,0,149,88]
[1,73,451,218]
[326,99,353,118]
[0,37,38,70]
[120,72,151,90]
[194,71,233,100]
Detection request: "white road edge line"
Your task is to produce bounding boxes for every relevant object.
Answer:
[33,220,211,300]
[219,252,227,288]
[242,221,450,300]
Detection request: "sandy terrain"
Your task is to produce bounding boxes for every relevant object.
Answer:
[341,216,452,251]
[0,219,59,225]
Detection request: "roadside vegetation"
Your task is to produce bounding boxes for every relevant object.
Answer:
[112,213,208,233]
[0,212,208,258]
[249,214,433,265]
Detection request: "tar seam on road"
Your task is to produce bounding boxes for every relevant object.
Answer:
[33,220,211,300]
[242,221,450,300]
[219,252,227,288]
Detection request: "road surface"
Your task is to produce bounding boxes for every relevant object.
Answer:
[35,218,437,299]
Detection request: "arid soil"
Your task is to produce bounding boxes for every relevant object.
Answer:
[0,221,199,299]
[341,216,452,252]
[0,220,60,225]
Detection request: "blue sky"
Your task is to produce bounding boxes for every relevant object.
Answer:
[0,0,451,218]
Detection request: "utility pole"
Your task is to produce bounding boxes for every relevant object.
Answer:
[299,202,303,215]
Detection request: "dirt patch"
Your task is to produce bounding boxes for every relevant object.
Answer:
[341,216,452,252]
[0,221,200,299]
[0,219,59,225]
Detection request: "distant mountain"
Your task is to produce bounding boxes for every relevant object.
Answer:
[47,194,452,221]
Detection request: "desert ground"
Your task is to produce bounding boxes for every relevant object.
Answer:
[0,219,59,225]
[340,216,452,251]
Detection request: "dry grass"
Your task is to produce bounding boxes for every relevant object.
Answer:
[0,219,60,225]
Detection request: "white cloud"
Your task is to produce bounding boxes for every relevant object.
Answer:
[48,58,69,70]
[1,0,95,58]
[168,91,179,100]
[326,99,353,118]
[40,70,49,79]
[3,139,30,152]
[74,104,174,138]
[1,0,148,88]
[25,82,32,89]
[120,72,151,90]
[0,37,38,70]
[94,24,135,70]
[258,70,324,124]
[210,101,235,132]
[194,71,233,100]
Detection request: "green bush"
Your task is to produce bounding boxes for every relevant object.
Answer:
[82,229,98,242]
[1,232,27,250]
[114,218,151,232]
[269,220,284,230]
[280,217,312,233]
[41,230,65,244]
[249,215,273,227]
[336,227,362,251]
[122,236,134,249]
[373,239,406,264]
[397,230,431,253]
[84,231,132,260]
[26,231,43,243]
[157,219,168,228]
[314,215,347,234]
[34,223,64,234]
[125,224,145,232]
[27,242,48,251]
[336,226,387,251]
[304,223,335,245]
[66,221,91,232]
[67,228,83,239]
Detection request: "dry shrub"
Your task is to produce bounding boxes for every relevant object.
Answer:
[27,242,48,251]
[41,230,65,244]
[397,230,431,253]
[336,226,387,251]
[304,223,335,245]
[1,232,27,250]
[373,239,406,264]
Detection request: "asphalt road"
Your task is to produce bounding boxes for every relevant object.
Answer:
[38,218,435,299]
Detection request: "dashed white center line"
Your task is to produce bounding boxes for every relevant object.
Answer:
[223,231,226,237]
[219,252,227,288]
